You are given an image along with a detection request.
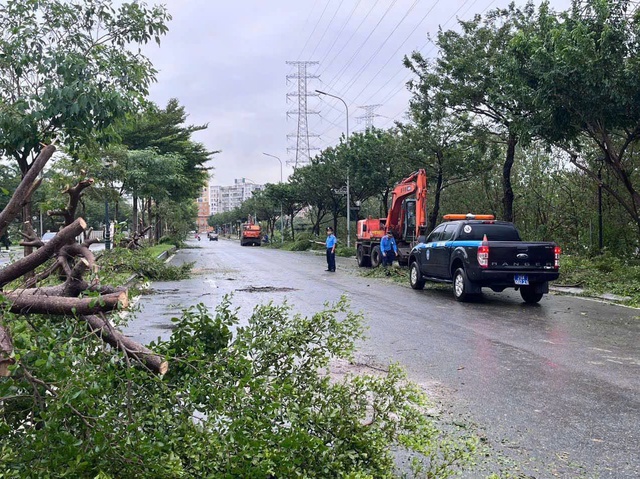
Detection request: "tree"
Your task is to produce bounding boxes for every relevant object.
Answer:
[0,0,170,255]
[405,5,530,222]
[116,99,215,241]
[401,91,492,231]
[0,0,170,174]
[509,0,640,236]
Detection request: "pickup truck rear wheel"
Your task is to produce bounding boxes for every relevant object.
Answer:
[520,286,543,304]
[453,268,473,302]
[371,246,382,268]
[409,262,425,290]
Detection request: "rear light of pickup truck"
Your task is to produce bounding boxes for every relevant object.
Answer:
[554,246,562,269]
[478,234,489,268]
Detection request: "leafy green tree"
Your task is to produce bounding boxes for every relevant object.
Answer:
[265,181,305,241]
[0,0,170,174]
[292,159,340,234]
[100,99,216,241]
[405,5,530,222]
[400,98,491,231]
[118,99,214,203]
[509,0,640,237]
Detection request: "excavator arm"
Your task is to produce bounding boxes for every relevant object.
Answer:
[386,169,427,239]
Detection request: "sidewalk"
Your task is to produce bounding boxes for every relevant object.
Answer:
[550,285,633,304]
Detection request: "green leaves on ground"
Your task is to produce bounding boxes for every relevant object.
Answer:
[1,297,479,478]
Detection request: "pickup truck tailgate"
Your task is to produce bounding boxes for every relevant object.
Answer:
[488,241,556,270]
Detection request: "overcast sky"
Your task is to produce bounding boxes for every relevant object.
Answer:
[142,0,569,187]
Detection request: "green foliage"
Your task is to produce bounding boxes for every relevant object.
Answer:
[337,246,357,258]
[0,296,478,478]
[286,236,314,251]
[98,247,192,283]
[558,252,640,307]
[0,0,170,172]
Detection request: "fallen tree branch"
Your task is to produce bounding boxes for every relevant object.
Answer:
[0,145,56,237]
[8,283,127,299]
[83,314,168,375]
[48,177,95,226]
[4,291,127,316]
[0,218,86,289]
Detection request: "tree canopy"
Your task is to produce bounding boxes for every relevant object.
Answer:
[0,0,170,174]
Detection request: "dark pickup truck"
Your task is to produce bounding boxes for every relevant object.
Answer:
[408,216,561,303]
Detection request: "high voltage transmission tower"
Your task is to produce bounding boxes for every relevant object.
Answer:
[286,61,319,168]
[356,104,382,130]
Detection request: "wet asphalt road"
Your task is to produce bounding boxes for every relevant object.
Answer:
[125,238,639,478]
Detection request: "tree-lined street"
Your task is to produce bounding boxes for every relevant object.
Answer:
[129,238,640,478]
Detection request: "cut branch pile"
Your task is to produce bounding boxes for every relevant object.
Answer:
[0,145,168,376]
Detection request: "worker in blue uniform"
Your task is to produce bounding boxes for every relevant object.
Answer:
[380,231,398,276]
[325,227,337,272]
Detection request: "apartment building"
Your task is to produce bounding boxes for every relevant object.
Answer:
[197,178,264,231]
[209,178,264,215]
[196,184,211,232]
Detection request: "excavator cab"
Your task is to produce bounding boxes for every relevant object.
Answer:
[401,199,417,243]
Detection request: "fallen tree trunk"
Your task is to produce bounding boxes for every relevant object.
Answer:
[0,218,86,288]
[4,291,127,316]
[9,284,127,298]
[83,314,168,375]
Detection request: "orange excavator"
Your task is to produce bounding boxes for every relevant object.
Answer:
[356,169,428,267]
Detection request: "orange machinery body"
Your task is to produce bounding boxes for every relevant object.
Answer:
[355,169,428,267]
[241,221,262,246]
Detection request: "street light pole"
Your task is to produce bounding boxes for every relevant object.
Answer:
[262,152,284,243]
[104,198,111,250]
[315,89,350,247]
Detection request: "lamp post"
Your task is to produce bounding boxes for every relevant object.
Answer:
[315,89,350,247]
[262,152,284,243]
[104,199,111,250]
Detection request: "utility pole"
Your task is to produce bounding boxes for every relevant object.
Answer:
[286,61,319,168]
[356,104,382,130]
[316,89,350,248]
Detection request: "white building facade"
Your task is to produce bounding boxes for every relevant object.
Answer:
[208,178,264,215]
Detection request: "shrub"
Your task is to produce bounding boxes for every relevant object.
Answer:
[0,297,479,478]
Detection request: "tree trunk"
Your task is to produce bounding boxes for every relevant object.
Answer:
[4,291,128,316]
[0,145,55,237]
[428,171,444,233]
[502,133,517,222]
[0,325,15,377]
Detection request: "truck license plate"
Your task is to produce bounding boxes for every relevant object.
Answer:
[514,274,529,285]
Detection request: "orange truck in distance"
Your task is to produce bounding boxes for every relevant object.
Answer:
[240,220,261,247]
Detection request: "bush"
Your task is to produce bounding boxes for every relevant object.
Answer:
[98,247,192,282]
[558,252,640,306]
[0,297,479,478]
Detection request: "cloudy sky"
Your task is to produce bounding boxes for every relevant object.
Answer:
[142,0,569,187]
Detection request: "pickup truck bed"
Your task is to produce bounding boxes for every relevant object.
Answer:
[408,219,560,303]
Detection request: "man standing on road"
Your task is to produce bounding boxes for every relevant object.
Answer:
[380,231,398,276]
[325,227,337,272]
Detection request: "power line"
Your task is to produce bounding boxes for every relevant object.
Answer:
[323,0,400,90]
[318,0,383,77]
[317,0,365,67]
[337,0,421,97]
[297,0,334,61]
[308,0,347,61]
